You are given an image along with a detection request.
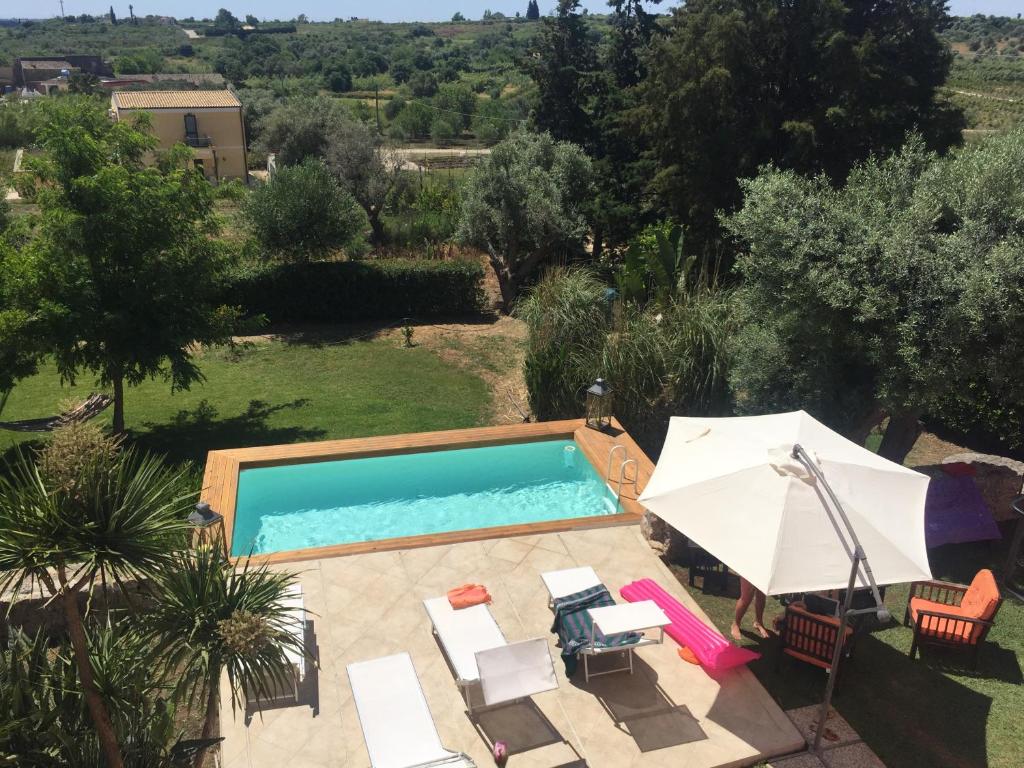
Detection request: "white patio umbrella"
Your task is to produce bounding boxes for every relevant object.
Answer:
[638,410,932,753]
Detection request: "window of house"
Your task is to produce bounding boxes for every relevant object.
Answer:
[184,113,198,139]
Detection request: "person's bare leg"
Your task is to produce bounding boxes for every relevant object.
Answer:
[731,578,755,640]
[752,590,770,638]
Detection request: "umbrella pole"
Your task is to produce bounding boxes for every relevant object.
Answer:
[811,549,860,754]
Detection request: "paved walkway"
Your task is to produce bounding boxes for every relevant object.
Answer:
[221,526,804,767]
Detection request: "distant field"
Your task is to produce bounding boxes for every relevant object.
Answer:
[943,55,1024,133]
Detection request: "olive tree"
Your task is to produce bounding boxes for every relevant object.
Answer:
[457,129,592,312]
[725,131,1024,463]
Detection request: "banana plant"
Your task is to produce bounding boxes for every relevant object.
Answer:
[616,223,697,308]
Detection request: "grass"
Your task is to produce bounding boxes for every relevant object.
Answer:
[671,540,1023,768]
[0,332,492,465]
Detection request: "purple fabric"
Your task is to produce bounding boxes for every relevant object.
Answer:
[925,475,1002,548]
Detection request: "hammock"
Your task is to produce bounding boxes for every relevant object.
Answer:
[0,394,113,433]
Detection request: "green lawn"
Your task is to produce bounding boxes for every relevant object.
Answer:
[0,333,492,465]
[672,540,1023,768]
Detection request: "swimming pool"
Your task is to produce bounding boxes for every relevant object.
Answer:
[230,439,621,556]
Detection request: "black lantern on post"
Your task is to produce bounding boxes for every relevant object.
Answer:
[188,502,227,554]
[585,378,613,432]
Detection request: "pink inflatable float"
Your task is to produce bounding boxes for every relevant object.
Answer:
[620,578,760,672]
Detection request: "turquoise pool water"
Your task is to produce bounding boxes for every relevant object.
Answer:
[232,439,620,556]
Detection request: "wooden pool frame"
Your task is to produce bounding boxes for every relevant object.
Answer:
[200,419,654,564]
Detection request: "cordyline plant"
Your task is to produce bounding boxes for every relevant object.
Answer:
[0,427,194,768]
[141,547,306,768]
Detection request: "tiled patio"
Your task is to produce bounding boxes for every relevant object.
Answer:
[220,525,805,768]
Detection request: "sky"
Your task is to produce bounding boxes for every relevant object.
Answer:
[34,0,1020,24]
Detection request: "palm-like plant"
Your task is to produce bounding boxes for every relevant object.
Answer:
[0,433,193,768]
[142,547,305,768]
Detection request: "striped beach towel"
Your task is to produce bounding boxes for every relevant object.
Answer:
[551,584,641,677]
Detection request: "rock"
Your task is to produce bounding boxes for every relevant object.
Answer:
[942,453,1024,522]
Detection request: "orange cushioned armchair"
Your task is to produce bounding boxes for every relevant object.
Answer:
[904,569,1002,669]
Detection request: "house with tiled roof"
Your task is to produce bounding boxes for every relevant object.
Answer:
[110,90,248,183]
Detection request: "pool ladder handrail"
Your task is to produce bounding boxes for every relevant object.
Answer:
[606,444,638,506]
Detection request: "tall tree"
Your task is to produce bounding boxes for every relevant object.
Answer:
[725,131,1024,463]
[526,0,540,20]
[108,5,116,24]
[644,0,965,258]
[457,129,592,312]
[259,98,400,244]
[527,0,598,149]
[0,426,194,768]
[15,98,242,434]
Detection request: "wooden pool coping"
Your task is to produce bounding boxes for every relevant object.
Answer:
[200,419,654,565]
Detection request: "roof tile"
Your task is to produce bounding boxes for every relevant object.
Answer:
[112,90,241,110]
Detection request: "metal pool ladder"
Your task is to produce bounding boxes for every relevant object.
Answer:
[606,444,638,506]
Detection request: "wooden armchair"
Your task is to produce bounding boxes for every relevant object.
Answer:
[776,602,854,685]
[904,569,1002,669]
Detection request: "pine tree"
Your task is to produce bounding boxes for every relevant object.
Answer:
[526,0,540,21]
[108,5,116,24]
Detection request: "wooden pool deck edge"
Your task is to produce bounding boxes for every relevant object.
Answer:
[200,419,654,565]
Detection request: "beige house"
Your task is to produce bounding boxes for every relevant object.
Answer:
[110,90,248,183]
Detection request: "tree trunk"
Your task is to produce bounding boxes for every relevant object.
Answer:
[497,270,518,315]
[847,406,886,447]
[591,224,604,263]
[877,412,922,465]
[368,207,385,245]
[111,374,125,435]
[194,679,221,768]
[61,591,124,768]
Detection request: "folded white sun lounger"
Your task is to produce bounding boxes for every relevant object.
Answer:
[347,652,476,768]
[423,597,558,713]
[540,566,601,605]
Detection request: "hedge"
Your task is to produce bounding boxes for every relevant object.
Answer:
[222,258,486,323]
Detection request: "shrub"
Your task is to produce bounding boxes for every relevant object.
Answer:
[519,267,734,454]
[243,158,367,259]
[222,258,486,322]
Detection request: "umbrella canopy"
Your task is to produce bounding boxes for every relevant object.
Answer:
[639,411,932,596]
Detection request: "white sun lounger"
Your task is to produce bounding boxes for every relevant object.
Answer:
[347,652,475,768]
[246,582,307,706]
[423,597,558,713]
[541,567,667,682]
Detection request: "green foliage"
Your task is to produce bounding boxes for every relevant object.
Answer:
[472,98,513,143]
[434,82,476,130]
[142,547,305,727]
[114,47,161,74]
[222,258,485,323]
[615,222,697,308]
[527,0,597,149]
[457,128,592,310]
[244,158,368,258]
[0,444,192,596]
[519,267,734,451]
[725,130,1024,458]
[644,0,965,258]
[0,626,185,768]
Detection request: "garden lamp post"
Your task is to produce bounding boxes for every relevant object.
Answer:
[585,378,614,431]
[188,502,227,554]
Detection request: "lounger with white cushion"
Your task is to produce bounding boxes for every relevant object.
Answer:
[540,566,601,604]
[347,652,475,768]
[423,597,558,713]
[541,567,667,682]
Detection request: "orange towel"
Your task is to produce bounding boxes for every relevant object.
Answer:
[448,584,492,609]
